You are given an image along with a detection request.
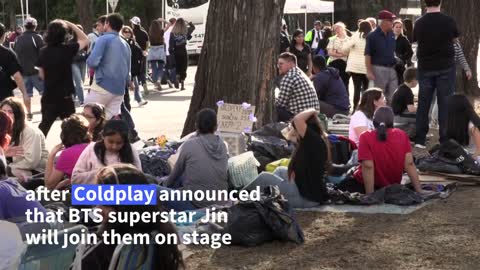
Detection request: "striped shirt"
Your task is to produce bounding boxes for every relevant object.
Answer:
[454,42,470,72]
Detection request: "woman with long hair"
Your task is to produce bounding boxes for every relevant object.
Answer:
[246,109,331,208]
[348,88,386,146]
[0,111,12,166]
[327,22,351,90]
[169,18,195,90]
[393,20,413,85]
[338,107,423,194]
[287,29,312,76]
[403,18,414,44]
[148,20,167,90]
[80,164,184,270]
[45,115,91,190]
[446,94,480,160]
[72,120,141,184]
[343,20,372,111]
[0,97,48,180]
[82,102,106,142]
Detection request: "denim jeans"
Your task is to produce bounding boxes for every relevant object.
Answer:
[132,76,142,103]
[415,66,456,145]
[24,75,44,97]
[149,60,164,83]
[72,62,86,103]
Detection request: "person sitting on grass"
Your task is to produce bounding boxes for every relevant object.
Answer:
[45,115,91,190]
[245,109,330,208]
[311,55,351,118]
[348,88,386,146]
[159,108,229,211]
[80,164,184,270]
[446,94,480,162]
[82,102,106,142]
[337,107,423,194]
[72,120,141,184]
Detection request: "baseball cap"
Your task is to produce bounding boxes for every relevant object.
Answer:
[378,10,396,21]
[314,20,322,26]
[24,17,37,26]
[130,16,141,25]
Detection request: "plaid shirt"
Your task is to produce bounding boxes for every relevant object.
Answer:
[276,67,320,115]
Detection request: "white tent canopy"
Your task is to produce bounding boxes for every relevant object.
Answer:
[284,0,335,31]
[284,0,334,14]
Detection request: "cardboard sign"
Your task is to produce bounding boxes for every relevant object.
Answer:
[217,103,255,133]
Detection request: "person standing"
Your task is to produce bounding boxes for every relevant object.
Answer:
[327,22,351,94]
[365,10,398,104]
[87,16,107,86]
[305,20,326,56]
[86,13,131,120]
[36,20,89,137]
[163,18,178,88]
[393,20,413,85]
[147,20,167,90]
[13,17,43,121]
[0,23,29,108]
[71,24,88,106]
[344,20,372,111]
[121,26,147,106]
[287,29,312,76]
[280,19,290,53]
[413,0,459,148]
[169,18,195,91]
[130,16,150,96]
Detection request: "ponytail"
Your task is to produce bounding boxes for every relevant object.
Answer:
[376,122,387,141]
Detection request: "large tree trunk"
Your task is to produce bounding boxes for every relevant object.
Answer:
[75,0,94,31]
[144,0,163,27]
[443,0,480,96]
[181,0,285,137]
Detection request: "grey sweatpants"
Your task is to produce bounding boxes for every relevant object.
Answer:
[372,65,398,104]
[244,167,320,209]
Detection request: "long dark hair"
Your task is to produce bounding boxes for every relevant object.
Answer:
[94,120,134,165]
[290,29,306,49]
[358,20,372,39]
[403,18,414,42]
[373,107,394,142]
[0,97,26,146]
[84,103,106,142]
[149,20,165,45]
[0,111,12,149]
[96,164,184,270]
[357,88,383,119]
[45,20,67,46]
[447,94,480,146]
[288,115,331,179]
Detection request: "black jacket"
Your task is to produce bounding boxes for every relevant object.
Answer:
[125,38,143,76]
[13,31,44,76]
[395,35,413,66]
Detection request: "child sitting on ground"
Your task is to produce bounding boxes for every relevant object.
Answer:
[391,67,417,120]
[71,120,141,184]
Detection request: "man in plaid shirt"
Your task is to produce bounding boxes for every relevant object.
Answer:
[276,52,320,121]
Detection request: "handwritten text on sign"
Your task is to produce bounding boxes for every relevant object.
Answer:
[217,103,255,133]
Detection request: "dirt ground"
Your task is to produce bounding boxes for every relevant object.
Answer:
[186,186,480,270]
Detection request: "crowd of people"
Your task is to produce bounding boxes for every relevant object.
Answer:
[0,0,478,268]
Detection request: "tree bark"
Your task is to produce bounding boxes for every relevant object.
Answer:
[75,0,94,31]
[443,0,480,96]
[181,0,286,137]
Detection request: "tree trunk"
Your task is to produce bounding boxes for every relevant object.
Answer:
[144,0,163,27]
[75,0,94,31]
[181,0,285,137]
[443,0,480,96]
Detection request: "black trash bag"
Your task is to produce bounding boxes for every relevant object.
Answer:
[416,156,463,174]
[224,186,304,247]
[436,139,480,175]
[251,122,289,138]
[248,136,294,170]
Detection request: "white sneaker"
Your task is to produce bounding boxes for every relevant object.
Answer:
[138,100,148,106]
[414,144,426,149]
